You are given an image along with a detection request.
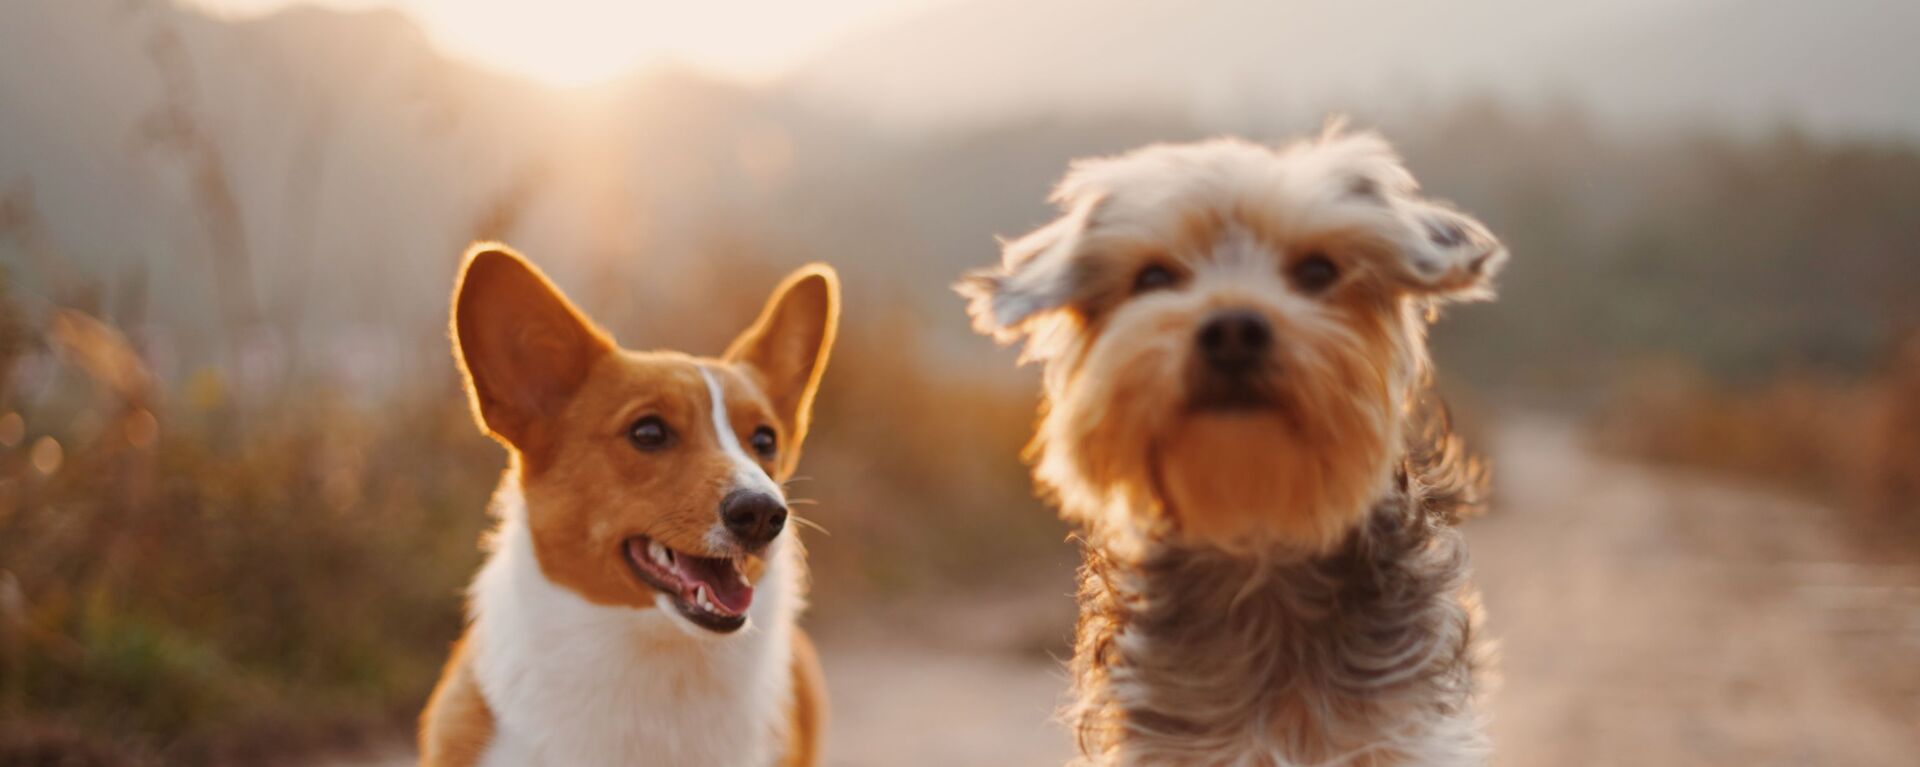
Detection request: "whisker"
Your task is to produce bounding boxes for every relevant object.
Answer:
[788,513,830,536]
[786,498,820,507]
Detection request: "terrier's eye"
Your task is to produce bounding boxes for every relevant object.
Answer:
[1132,263,1179,294]
[1290,253,1341,294]
[628,416,675,452]
[749,426,777,459]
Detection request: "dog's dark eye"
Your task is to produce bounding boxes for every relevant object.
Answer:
[628,416,675,452]
[1290,253,1341,294]
[749,426,777,459]
[1132,263,1179,294]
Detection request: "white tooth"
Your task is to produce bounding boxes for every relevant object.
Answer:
[648,541,672,567]
[737,571,751,588]
[695,586,714,612]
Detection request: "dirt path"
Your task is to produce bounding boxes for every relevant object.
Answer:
[327,415,1919,766]
[810,625,1074,766]
[1477,415,1920,766]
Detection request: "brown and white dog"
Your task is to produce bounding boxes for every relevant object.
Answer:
[420,244,836,767]
[959,128,1506,766]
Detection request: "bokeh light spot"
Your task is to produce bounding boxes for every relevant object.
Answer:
[29,436,63,476]
[125,409,160,449]
[0,412,22,448]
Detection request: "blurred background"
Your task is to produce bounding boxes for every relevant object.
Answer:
[2,0,1917,764]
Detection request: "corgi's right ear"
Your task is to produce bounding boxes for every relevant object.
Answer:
[451,243,612,457]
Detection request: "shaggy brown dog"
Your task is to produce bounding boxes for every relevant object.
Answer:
[960,127,1507,766]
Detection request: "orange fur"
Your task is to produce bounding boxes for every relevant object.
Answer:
[418,636,493,767]
[519,357,786,606]
[1031,214,1413,553]
[781,629,828,767]
[727,266,840,480]
[422,243,835,765]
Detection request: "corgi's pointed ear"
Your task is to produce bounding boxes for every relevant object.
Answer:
[451,243,612,456]
[725,264,840,472]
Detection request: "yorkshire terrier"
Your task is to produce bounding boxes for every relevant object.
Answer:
[959,127,1507,766]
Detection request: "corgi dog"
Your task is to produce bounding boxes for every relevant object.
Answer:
[419,244,838,767]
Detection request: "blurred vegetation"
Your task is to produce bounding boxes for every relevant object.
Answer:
[0,275,495,763]
[1591,333,1920,542]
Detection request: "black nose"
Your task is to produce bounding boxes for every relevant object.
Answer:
[1196,310,1271,373]
[720,490,787,547]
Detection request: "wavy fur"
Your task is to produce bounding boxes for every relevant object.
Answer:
[959,129,1507,765]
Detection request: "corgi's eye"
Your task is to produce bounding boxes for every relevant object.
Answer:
[628,416,675,452]
[1132,263,1180,294]
[1290,253,1341,295]
[749,426,777,459]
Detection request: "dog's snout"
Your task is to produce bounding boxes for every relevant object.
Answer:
[720,490,787,547]
[1196,310,1271,373]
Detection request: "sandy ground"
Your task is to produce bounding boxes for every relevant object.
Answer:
[330,415,1920,766]
[1477,416,1919,766]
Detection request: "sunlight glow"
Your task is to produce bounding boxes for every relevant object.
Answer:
[183,0,945,87]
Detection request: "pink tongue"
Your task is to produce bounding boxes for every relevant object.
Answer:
[676,555,754,614]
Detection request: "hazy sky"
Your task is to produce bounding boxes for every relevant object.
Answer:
[181,0,951,85]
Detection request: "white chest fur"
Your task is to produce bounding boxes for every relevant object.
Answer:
[468,487,799,767]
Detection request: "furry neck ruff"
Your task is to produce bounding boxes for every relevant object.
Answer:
[1065,437,1491,767]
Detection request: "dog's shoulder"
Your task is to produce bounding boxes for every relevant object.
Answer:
[781,628,828,767]
[419,631,495,767]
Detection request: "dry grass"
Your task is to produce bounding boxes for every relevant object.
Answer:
[1589,334,1920,538]
[0,311,496,763]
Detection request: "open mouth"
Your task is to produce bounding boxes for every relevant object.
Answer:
[622,536,754,634]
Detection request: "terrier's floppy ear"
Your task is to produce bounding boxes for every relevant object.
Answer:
[1383,199,1508,300]
[1317,129,1508,300]
[725,264,840,475]
[956,191,1104,344]
[451,243,613,458]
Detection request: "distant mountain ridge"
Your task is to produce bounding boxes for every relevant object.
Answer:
[787,0,1920,138]
[1551,0,1920,140]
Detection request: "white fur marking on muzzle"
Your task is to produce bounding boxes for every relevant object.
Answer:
[699,366,784,500]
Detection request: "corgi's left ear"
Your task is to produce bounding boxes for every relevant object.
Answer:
[725,264,840,471]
